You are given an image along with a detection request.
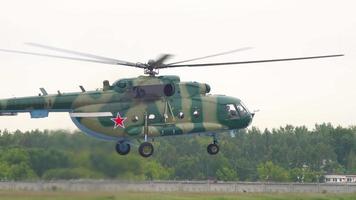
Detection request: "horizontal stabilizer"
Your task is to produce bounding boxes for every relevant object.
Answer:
[0,112,18,116]
[30,110,49,118]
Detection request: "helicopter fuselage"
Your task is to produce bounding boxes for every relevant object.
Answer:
[0,75,253,141]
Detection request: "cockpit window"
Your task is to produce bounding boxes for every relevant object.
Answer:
[225,103,249,119]
[236,104,248,117]
[225,104,239,118]
[240,101,250,113]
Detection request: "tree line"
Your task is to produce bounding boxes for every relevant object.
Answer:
[0,123,354,182]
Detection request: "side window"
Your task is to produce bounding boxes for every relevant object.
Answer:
[147,113,160,124]
[132,116,139,122]
[193,110,200,118]
[178,111,184,119]
[148,114,156,120]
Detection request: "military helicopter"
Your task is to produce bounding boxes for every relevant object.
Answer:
[0,43,343,157]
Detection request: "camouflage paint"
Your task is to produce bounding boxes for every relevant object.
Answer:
[0,75,253,141]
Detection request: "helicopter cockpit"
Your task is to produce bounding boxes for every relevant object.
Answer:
[225,102,250,119]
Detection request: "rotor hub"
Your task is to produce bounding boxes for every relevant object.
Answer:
[144,68,159,76]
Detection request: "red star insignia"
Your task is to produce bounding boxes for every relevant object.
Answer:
[111,112,127,129]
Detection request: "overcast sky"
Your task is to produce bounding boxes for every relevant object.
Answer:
[0,0,355,131]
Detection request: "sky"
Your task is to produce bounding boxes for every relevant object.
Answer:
[0,0,355,131]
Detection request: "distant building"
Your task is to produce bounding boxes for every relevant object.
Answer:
[324,175,356,183]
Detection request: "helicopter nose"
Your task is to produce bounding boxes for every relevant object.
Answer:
[251,112,254,119]
[246,113,254,126]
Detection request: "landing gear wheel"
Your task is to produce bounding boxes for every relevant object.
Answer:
[115,141,131,155]
[138,142,154,158]
[207,143,219,155]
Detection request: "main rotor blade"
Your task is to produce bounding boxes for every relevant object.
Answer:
[165,54,344,68]
[166,47,252,65]
[0,48,138,66]
[154,54,173,67]
[25,42,138,67]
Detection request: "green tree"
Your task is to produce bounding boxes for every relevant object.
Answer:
[216,167,238,181]
[0,148,37,180]
[346,150,356,173]
[0,124,355,181]
[28,148,69,177]
[42,167,103,180]
[257,161,289,182]
[143,161,172,180]
[0,162,11,180]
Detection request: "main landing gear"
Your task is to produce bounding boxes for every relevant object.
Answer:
[207,135,219,155]
[137,113,154,158]
[115,140,154,158]
[138,126,154,157]
[138,142,154,157]
[115,141,131,155]
[115,114,154,158]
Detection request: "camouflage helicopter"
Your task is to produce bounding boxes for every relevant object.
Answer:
[0,43,343,157]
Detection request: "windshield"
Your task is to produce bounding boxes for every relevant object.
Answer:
[225,102,249,119]
[240,101,250,113]
[236,104,248,117]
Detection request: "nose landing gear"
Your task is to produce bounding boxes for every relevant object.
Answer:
[207,143,219,155]
[207,134,219,155]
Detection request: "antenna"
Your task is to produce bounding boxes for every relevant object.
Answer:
[79,85,86,92]
[40,88,48,96]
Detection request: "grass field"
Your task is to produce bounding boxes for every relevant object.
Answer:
[0,191,355,200]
